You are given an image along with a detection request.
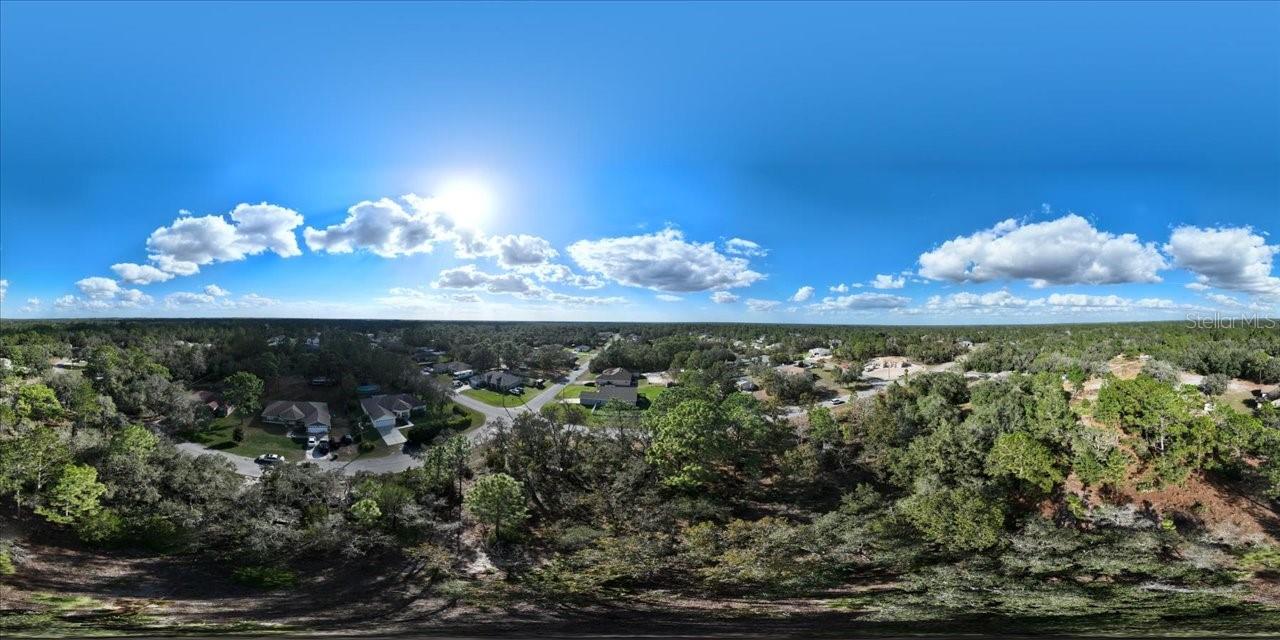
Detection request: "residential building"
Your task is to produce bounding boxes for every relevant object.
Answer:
[580,385,639,408]
[360,393,424,430]
[596,367,636,387]
[470,370,525,392]
[261,400,331,436]
[194,390,233,417]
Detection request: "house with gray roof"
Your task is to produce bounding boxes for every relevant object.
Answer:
[596,367,636,387]
[261,400,331,436]
[580,385,639,408]
[470,370,524,392]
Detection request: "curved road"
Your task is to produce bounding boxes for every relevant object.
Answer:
[177,353,598,479]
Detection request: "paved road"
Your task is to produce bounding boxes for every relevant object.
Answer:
[177,344,605,478]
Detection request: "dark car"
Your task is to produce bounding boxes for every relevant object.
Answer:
[255,453,284,465]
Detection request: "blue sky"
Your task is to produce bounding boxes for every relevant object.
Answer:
[1,1,1277,324]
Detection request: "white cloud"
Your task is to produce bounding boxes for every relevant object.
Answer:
[165,291,216,306]
[204,284,231,297]
[746,298,781,312]
[923,290,1032,310]
[0,279,6,302]
[1185,282,1211,291]
[76,276,122,299]
[790,285,815,302]
[433,265,542,297]
[656,294,683,302]
[920,290,1186,315]
[487,234,559,268]
[111,263,174,285]
[1165,226,1280,298]
[20,298,40,313]
[147,203,304,275]
[724,237,768,257]
[710,291,739,304]
[238,293,279,307]
[568,229,764,292]
[57,281,153,312]
[829,283,848,293]
[918,214,1166,287]
[871,274,906,289]
[514,262,605,289]
[809,292,911,312]
[304,197,446,258]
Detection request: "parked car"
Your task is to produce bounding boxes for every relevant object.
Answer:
[340,434,354,446]
[255,453,284,465]
[316,440,330,455]
[452,379,464,388]
[831,398,846,405]
[306,436,318,448]
[510,386,523,395]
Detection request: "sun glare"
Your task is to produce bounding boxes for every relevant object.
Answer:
[436,177,495,230]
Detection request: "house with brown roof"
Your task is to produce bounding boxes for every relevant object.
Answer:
[261,400,331,436]
[194,390,233,417]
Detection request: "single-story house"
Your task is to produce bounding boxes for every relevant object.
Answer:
[774,364,811,378]
[194,390,234,417]
[261,400,331,436]
[808,347,832,359]
[470,370,525,392]
[735,378,759,392]
[360,393,424,430]
[580,385,639,408]
[575,344,592,353]
[432,361,472,376]
[596,367,636,387]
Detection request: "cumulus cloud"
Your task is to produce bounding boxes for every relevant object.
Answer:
[746,298,781,312]
[147,203,304,275]
[20,298,40,313]
[487,234,559,268]
[919,290,1187,315]
[829,283,862,293]
[871,274,905,289]
[1165,225,1280,298]
[514,262,605,289]
[304,197,446,258]
[76,276,123,299]
[724,238,768,257]
[918,214,1166,287]
[790,286,815,302]
[656,294,683,302]
[0,279,6,302]
[111,263,174,285]
[165,291,216,306]
[433,265,542,297]
[204,284,231,297]
[568,229,764,292]
[710,291,739,304]
[809,292,911,312]
[57,280,153,311]
[431,265,627,306]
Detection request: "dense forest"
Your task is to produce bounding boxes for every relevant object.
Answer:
[1,319,1279,636]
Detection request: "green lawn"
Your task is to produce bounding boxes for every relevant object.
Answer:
[186,414,304,460]
[557,384,591,399]
[463,385,539,408]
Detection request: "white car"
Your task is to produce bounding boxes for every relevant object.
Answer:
[306,436,318,448]
[255,453,284,465]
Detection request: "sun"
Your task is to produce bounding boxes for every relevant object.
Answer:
[436,177,495,230]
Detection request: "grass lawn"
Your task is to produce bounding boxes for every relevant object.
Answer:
[638,383,666,402]
[449,401,486,428]
[186,414,304,461]
[463,385,540,408]
[557,384,591,399]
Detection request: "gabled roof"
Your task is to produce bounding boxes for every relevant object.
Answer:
[360,393,422,421]
[596,367,635,385]
[262,400,330,427]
